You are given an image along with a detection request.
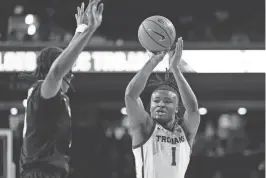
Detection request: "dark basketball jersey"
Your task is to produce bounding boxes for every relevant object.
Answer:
[20,81,72,174]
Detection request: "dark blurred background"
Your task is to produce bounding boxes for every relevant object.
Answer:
[0,0,265,43]
[0,0,265,178]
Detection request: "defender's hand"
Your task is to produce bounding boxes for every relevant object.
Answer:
[75,2,87,26]
[85,0,104,30]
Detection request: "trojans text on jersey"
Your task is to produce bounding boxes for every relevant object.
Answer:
[156,135,185,145]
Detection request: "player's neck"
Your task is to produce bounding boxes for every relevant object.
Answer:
[160,119,176,132]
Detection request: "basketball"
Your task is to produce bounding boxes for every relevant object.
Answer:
[138,15,176,52]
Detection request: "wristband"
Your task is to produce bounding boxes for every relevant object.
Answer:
[75,24,88,33]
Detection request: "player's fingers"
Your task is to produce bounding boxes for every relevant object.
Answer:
[75,14,78,20]
[175,41,179,53]
[181,38,183,55]
[178,37,182,54]
[85,2,92,13]
[158,51,166,59]
[157,52,163,58]
[163,50,169,55]
[81,2,85,13]
[87,0,98,13]
[178,38,182,52]
[92,5,97,20]
[87,0,93,7]
[92,0,101,7]
[88,0,97,10]
[77,7,80,16]
[169,50,175,58]
[87,0,100,14]
[85,4,90,13]
[170,37,178,50]
[164,46,171,53]
[97,3,104,15]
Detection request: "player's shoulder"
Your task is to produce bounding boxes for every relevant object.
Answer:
[30,80,43,90]
[27,81,43,97]
[29,80,64,102]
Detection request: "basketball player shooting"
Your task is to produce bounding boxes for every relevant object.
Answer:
[19,1,103,178]
[125,37,200,178]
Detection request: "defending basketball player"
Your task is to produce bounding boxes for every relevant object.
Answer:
[125,37,200,178]
[20,1,103,178]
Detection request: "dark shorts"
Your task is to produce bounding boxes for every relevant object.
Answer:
[20,170,67,178]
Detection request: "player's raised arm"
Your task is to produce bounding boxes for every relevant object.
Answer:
[169,37,200,145]
[125,52,166,129]
[41,0,104,99]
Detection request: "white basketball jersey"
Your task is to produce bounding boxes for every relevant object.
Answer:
[133,123,191,178]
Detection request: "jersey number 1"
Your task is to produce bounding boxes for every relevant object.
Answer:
[171,147,176,166]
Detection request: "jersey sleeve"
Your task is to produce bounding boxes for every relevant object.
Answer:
[28,81,62,122]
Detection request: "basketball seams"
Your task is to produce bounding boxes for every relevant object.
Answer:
[138,33,150,51]
[146,19,173,46]
[141,23,168,49]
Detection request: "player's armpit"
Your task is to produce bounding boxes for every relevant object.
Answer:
[125,96,152,129]
[32,82,61,108]
[131,117,155,148]
[40,75,63,99]
[41,73,63,99]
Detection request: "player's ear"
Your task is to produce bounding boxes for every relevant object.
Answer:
[149,103,152,113]
[175,106,179,114]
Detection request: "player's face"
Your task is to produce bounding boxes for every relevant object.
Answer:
[61,72,74,93]
[150,90,178,123]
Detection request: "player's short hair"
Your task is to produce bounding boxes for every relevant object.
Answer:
[147,69,185,120]
[19,47,64,80]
